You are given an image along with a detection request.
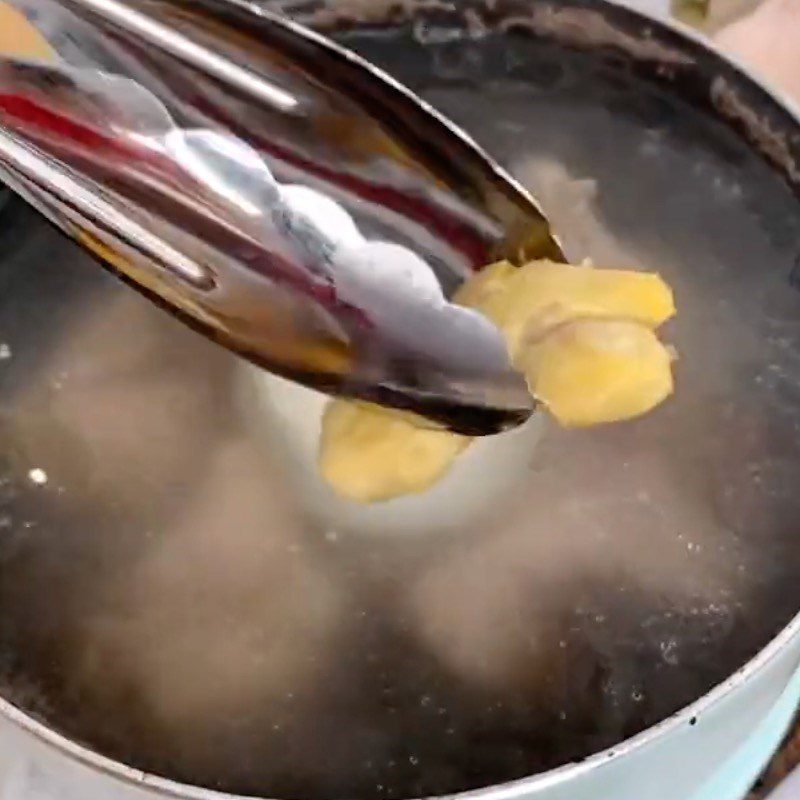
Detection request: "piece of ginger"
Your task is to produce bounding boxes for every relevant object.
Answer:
[0,4,57,61]
[319,400,470,503]
[319,260,676,503]
[462,260,674,356]
[518,319,674,427]
[471,261,675,427]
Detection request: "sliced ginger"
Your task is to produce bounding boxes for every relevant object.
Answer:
[319,400,470,503]
[461,260,674,355]
[518,319,673,427]
[0,4,57,61]
[322,258,676,503]
[467,261,675,428]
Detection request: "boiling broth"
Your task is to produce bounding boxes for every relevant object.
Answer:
[1,36,800,800]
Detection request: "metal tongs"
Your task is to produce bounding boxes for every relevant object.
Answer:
[0,0,562,434]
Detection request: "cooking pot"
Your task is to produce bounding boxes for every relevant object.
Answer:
[2,2,800,799]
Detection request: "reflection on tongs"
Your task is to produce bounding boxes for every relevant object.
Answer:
[0,0,562,434]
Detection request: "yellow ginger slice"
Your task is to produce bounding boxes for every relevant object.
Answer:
[516,319,674,428]
[319,400,469,503]
[0,4,58,61]
[470,260,675,356]
[320,260,676,502]
[451,259,517,308]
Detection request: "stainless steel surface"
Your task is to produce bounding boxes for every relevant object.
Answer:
[4,2,800,800]
[0,0,569,435]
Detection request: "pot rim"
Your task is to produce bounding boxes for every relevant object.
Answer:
[4,2,800,798]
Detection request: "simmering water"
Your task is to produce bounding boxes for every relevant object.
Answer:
[1,38,800,800]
